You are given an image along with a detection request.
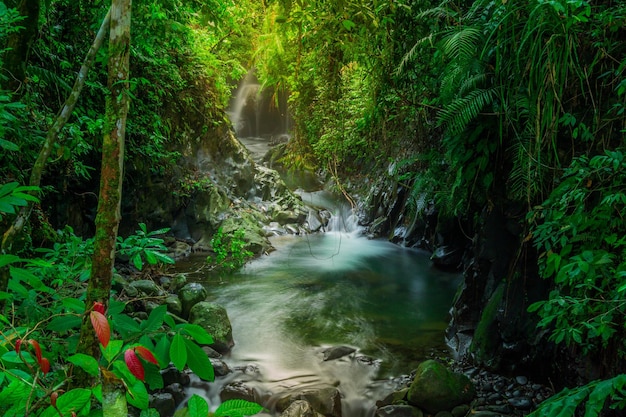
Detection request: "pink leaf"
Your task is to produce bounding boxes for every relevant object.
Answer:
[124,349,145,381]
[90,311,110,348]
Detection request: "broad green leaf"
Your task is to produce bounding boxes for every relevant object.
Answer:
[140,409,161,417]
[187,394,209,417]
[126,378,149,409]
[62,298,86,313]
[56,388,92,415]
[47,315,82,332]
[0,254,20,268]
[181,324,214,345]
[68,353,100,376]
[154,335,171,366]
[184,338,214,381]
[215,399,263,417]
[141,304,167,332]
[170,333,187,370]
[102,340,124,363]
[113,314,142,339]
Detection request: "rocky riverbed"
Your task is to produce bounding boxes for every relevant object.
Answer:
[116,259,553,417]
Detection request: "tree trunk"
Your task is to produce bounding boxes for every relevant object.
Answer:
[76,0,131,373]
[0,9,111,304]
[2,0,40,93]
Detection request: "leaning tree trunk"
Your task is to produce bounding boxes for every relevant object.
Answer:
[75,0,131,394]
[0,9,111,306]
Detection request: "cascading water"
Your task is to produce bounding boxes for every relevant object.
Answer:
[183,191,461,417]
[227,69,292,162]
[180,72,461,417]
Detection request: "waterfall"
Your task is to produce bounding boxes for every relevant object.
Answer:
[228,71,261,137]
[227,69,292,141]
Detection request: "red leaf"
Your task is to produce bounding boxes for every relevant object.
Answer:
[124,349,145,381]
[28,339,43,364]
[134,346,159,365]
[93,301,106,315]
[15,339,22,354]
[40,357,50,375]
[90,311,110,348]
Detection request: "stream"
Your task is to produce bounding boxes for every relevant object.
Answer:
[178,73,462,416]
[179,189,461,416]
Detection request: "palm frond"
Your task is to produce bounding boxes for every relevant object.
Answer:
[395,34,433,76]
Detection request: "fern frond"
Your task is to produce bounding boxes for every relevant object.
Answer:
[441,27,482,62]
[438,88,496,136]
[396,34,434,76]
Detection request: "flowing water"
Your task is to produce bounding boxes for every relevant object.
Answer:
[182,73,461,416]
[182,191,461,416]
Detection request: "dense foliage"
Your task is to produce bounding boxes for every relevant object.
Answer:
[2,0,626,414]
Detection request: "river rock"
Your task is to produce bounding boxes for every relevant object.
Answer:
[168,240,192,259]
[322,345,356,361]
[165,295,183,316]
[188,301,234,353]
[407,360,475,414]
[375,404,423,417]
[281,400,324,417]
[129,279,165,297]
[150,392,176,417]
[220,381,258,403]
[277,387,342,417]
[179,283,207,318]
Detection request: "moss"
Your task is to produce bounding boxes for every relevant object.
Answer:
[470,281,505,368]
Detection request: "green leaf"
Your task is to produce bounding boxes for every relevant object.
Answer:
[68,353,100,376]
[62,298,86,313]
[181,324,214,345]
[154,335,171,366]
[0,254,20,268]
[140,409,161,417]
[187,394,209,417]
[126,378,149,409]
[113,314,142,339]
[342,19,356,31]
[170,333,187,370]
[102,340,124,363]
[141,304,167,332]
[56,388,92,415]
[214,399,263,417]
[132,254,144,271]
[47,315,82,332]
[184,338,214,381]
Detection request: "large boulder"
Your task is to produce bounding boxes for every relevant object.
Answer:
[407,360,475,414]
[281,400,324,417]
[178,283,207,319]
[188,301,234,353]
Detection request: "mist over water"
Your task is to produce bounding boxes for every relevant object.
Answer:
[187,192,461,416]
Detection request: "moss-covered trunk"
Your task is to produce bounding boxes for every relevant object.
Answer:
[76,0,131,377]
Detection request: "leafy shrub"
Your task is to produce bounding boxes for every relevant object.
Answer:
[528,149,626,351]
[207,227,253,273]
[117,223,175,271]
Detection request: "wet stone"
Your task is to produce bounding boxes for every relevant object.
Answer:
[508,397,533,410]
[515,376,528,385]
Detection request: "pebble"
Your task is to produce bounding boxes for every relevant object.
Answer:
[516,376,528,385]
[508,397,533,410]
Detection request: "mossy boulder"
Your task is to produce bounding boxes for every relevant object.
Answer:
[188,301,234,353]
[406,360,475,414]
[179,282,208,319]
